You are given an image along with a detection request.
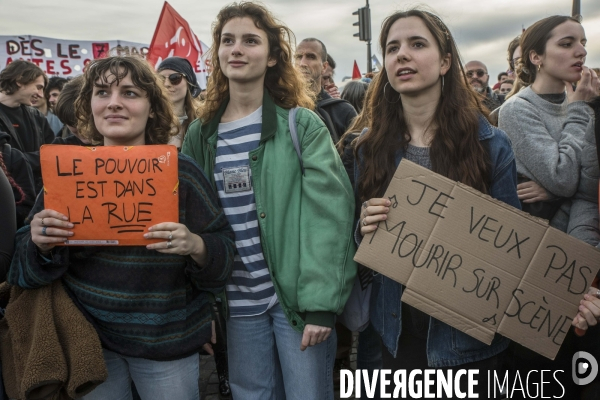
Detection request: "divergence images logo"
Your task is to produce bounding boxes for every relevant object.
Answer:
[572,351,598,386]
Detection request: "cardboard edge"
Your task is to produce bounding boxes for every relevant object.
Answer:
[497,280,579,361]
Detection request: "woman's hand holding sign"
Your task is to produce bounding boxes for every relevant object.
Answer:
[360,198,391,236]
[31,209,74,254]
[145,222,208,266]
[572,287,600,331]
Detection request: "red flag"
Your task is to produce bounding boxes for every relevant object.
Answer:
[352,60,362,80]
[147,2,207,79]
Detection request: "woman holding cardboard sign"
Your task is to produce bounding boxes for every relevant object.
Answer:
[355,9,520,398]
[8,56,236,400]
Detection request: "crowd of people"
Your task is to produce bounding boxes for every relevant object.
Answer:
[1,1,600,399]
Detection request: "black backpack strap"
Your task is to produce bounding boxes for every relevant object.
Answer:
[315,107,340,143]
[317,97,349,108]
[316,97,353,143]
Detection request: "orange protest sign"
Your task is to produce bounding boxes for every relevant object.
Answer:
[40,144,179,246]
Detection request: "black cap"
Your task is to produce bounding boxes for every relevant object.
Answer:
[157,57,201,98]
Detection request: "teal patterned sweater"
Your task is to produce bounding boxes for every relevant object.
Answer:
[8,153,235,361]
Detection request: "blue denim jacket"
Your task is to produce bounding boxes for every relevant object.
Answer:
[357,117,521,368]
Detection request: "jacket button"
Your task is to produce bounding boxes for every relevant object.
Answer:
[260,213,266,218]
[292,320,297,326]
[391,313,397,318]
[252,155,257,161]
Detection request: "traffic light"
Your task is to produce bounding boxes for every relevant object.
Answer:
[352,7,371,42]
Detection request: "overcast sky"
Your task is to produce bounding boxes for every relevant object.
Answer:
[2,0,599,82]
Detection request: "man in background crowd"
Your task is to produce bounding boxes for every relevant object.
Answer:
[322,54,341,99]
[31,76,67,136]
[47,77,67,109]
[492,71,508,92]
[295,38,356,142]
[465,60,502,110]
[0,60,55,191]
[499,79,514,96]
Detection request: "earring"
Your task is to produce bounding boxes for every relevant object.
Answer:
[441,75,445,94]
[384,82,401,104]
[538,64,541,72]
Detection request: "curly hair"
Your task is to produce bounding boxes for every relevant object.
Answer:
[75,56,178,145]
[199,1,314,122]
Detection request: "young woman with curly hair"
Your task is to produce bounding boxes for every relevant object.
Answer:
[182,2,356,399]
[8,56,236,400]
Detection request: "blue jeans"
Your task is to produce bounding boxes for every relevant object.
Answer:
[82,349,199,400]
[227,303,336,400]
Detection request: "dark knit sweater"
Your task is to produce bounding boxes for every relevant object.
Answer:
[8,153,236,361]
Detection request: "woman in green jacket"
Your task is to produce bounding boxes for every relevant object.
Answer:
[181,2,356,399]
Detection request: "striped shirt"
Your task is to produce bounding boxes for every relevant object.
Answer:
[215,106,278,317]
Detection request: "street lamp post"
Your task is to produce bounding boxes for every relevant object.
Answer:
[352,0,372,74]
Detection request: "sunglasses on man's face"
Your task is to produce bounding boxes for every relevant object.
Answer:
[466,69,487,79]
[160,72,186,86]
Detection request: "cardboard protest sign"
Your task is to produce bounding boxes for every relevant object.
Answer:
[40,145,179,246]
[354,159,600,359]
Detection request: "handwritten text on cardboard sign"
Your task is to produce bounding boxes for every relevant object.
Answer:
[40,145,179,246]
[354,160,600,360]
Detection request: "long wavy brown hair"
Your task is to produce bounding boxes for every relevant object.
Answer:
[75,56,178,145]
[182,90,199,135]
[356,9,491,203]
[198,1,314,122]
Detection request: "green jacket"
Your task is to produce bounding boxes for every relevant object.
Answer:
[181,92,357,331]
